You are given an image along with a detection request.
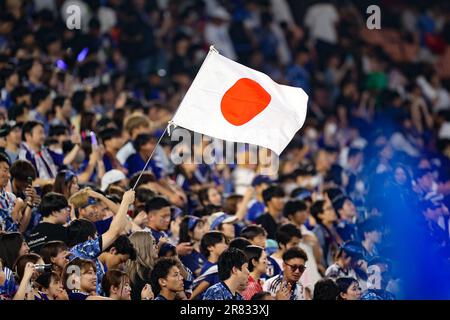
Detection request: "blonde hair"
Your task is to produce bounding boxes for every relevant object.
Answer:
[124,231,157,284]
[68,188,91,209]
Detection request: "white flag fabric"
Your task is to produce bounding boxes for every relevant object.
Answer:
[171,48,308,155]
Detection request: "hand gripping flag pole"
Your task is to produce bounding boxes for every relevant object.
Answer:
[131,45,219,190]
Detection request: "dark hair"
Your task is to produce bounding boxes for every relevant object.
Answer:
[39,241,68,265]
[0,152,10,166]
[101,269,130,297]
[14,253,42,282]
[145,196,171,213]
[217,248,247,281]
[276,223,302,246]
[71,90,87,113]
[99,127,122,144]
[38,192,68,218]
[0,232,26,269]
[67,219,97,247]
[53,170,77,197]
[135,187,156,204]
[10,86,30,104]
[35,271,60,290]
[200,231,225,258]
[223,194,243,215]
[80,111,96,132]
[129,172,156,190]
[310,200,325,223]
[282,247,308,263]
[105,235,136,261]
[313,278,339,300]
[243,245,264,272]
[228,237,252,251]
[334,196,351,212]
[10,160,36,182]
[179,216,200,243]
[348,148,363,159]
[251,291,272,300]
[262,186,285,205]
[150,257,179,295]
[52,95,66,110]
[283,200,307,219]
[133,133,156,152]
[336,277,359,300]
[240,225,267,241]
[8,103,28,121]
[359,217,383,240]
[48,124,68,137]
[22,120,44,141]
[31,88,50,108]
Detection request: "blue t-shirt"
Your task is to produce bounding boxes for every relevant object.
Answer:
[0,267,16,299]
[154,294,168,300]
[203,282,243,300]
[94,217,113,236]
[193,261,219,299]
[125,152,164,180]
[67,289,90,301]
[70,236,104,295]
[246,200,265,223]
[180,250,205,276]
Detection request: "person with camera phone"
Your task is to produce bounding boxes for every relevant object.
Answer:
[13,253,53,300]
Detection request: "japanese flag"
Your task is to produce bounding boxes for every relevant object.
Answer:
[171,47,308,155]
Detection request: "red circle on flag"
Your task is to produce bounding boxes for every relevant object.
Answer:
[220,78,272,126]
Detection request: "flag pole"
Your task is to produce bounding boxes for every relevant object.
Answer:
[131,45,219,190]
[131,124,169,190]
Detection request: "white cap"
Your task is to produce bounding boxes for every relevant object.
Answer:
[101,169,126,192]
[208,212,238,230]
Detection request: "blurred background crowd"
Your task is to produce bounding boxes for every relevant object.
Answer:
[0,0,450,300]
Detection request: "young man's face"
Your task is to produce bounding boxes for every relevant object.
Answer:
[283,257,306,283]
[148,207,171,231]
[269,196,285,212]
[234,262,250,288]
[54,207,70,224]
[27,124,46,148]
[366,230,382,244]
[108,252,131,269]
[0,161,10,189]
[290,210,308,226]
[79,204,100,222]
[7,127,22,146]
[319,200,337,223]
[162,266,184,293]
[340,200,356,220]
[140,140,157,157]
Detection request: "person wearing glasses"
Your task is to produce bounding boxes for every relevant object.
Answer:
[26,192,70,253]
[263,247,308,300]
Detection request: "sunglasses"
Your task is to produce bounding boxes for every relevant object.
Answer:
[285,262,306,272]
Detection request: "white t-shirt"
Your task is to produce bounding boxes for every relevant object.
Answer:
[263,274,305,300]
[304,3,339,44]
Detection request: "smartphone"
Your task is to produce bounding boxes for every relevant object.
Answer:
[90,131,98,147]
[27,177,33,187]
